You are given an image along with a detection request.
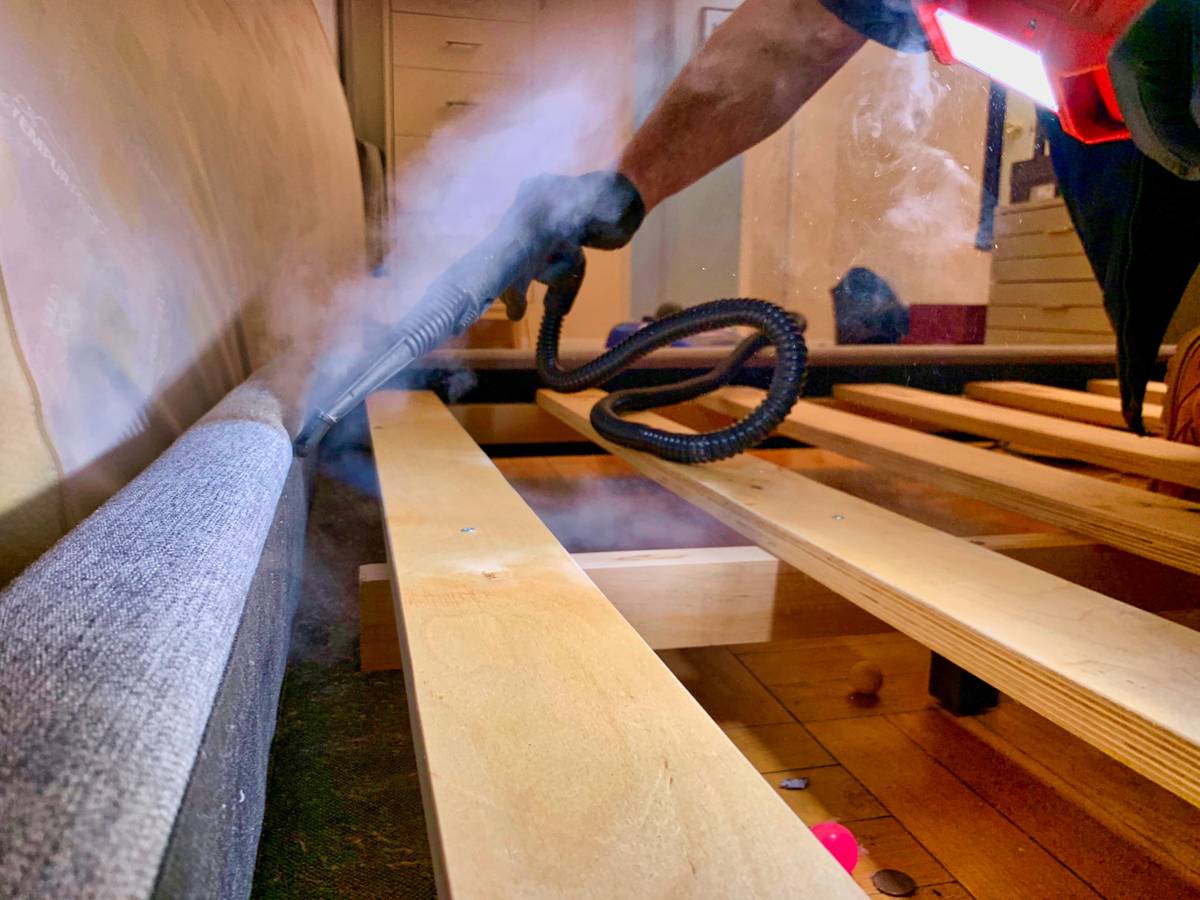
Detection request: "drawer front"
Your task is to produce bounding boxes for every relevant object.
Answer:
[988,281,1104,308]
[993,229,1085,261]
[992,255,1095,283]
[392,13,531,76]
[391,0,534,23]
[988,305,1112,334]
[985,328,1115,346]
[994,200,1073,238]
[392,67,522,137]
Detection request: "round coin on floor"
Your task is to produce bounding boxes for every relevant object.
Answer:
[871,868,917,897]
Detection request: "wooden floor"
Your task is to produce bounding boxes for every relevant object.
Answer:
[662,633,1200,899]
[494,448,1200,900]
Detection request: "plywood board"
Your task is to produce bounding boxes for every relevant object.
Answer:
[703,388,1200,576]
[833,383,1200,489]
[539,389,1200,807]
[367,391,863,898]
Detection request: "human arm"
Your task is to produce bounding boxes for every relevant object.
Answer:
[618,0,866,211]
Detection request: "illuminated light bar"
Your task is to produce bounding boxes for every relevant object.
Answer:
[933,8,1059,110]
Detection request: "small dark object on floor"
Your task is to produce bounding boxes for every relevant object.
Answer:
[848,660,884,696]
[872,868,918,897]
[928,651,1000,716]
[779,777,810,790]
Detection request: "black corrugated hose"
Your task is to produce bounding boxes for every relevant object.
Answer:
[535,256,807,464]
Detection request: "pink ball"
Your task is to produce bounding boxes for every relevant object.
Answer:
[810,822,859,873]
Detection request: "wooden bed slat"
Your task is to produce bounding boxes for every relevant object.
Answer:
[1088,378,1168,404]
[701,388,1200,576]
[965,381,1163,431]
[538,389,1200,808]
[367,391,863,898]
[833,383,1200,489]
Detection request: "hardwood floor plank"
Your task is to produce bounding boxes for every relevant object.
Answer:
[892,710,1200,899]
[766,765,886,824]
[849,817,952,895]
[773,671,933,723]
[657,646,793,728]
[811,717,1097,899]
[968,701,1200,880]
[739,632,930,687]
[723,722,835,772]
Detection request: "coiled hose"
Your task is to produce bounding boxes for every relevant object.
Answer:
[537,258,807,464]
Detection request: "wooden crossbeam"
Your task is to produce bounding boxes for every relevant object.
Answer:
[574,546,887,649]
[697,388,1200,577]
[367,391,862,898]
[538,389,1200,808]
[361,534,1093,666]
[965,381,1163,432]
[1088,378,1168,405]
[833,383,1200,490]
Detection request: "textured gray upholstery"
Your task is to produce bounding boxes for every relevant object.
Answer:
[153,460,309,900]
[0,383,295,899]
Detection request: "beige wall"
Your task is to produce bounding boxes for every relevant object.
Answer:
[631,0,746,320]
[741,44,993,342]
[0,0,364,578]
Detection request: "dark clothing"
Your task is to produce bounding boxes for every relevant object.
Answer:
[1041,111,1200,431]
[818,0,1200,430]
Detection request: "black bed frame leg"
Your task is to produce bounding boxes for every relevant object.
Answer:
[928,652,999,716]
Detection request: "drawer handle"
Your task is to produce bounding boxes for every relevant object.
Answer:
[445,40,483,49]
[445,100,480,108]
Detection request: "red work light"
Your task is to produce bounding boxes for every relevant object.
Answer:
[916,0,1152,144]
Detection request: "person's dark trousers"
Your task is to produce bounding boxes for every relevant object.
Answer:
[1042,110,1200,433]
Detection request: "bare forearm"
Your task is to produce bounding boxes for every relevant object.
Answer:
[618,0,864,210]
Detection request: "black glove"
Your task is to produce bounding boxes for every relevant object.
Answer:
[491,171,646,321]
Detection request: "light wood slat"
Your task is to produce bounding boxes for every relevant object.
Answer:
[987,305,1111,334]
[993,256,1095,282]
[538,389,1200,807]
[700,387,1200,576]
[988,281,1104,307]
[367,391,863,899]
[1088,378,1168,404]
[965,381,1163,431]
[833,383,1200,489]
